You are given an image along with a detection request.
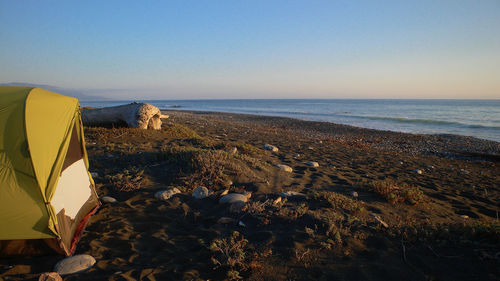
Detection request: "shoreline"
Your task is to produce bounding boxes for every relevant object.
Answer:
[163,109,500,160]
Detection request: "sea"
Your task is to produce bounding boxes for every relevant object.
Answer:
[80,99,500,143]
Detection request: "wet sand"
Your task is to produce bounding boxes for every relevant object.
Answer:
[1,110,499,280]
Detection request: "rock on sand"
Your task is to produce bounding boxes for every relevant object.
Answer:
[54,255,96,275]
[276,164,293,172]
[155,188,181,200]
[219,193,249,204]
[280,191,306,198]
[263,144,278,152]
[39,272,62,281]
[306,161,319,167]
[100,196,117,203]
[192,186,210,199]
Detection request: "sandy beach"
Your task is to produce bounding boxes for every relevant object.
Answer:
[1,110,499,281]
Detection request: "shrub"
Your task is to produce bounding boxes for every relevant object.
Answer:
[370,179,424,205]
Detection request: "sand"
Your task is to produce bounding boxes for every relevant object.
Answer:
[1,110,499,280]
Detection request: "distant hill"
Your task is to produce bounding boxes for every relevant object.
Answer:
[0,82,108,101]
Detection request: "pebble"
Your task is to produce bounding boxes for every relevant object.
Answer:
[350,191,359,198]
[293,153,300,158]
[219,189,229,196]
[263,144,279,152]
[427,165,434,169]
[230,147,238,154]
[90,172,99,178]
[414,169,423,174]
[155,188,181,200]
[100,196,117,203]
[238,221,247,227]
[219,193,249,204]
[399,161,404,165]
[192,186,210,199]
[276,164,293,172]
[280,191,306,198]
[39,272,62,281]
[54,255,96,275]
[217,217,235,224]
[306,161,319,167]
[460,215,470,219]
[273,197,282,205]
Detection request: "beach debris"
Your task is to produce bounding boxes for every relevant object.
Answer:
[100,196,117,203]
[219,193,249,204]
[155,188,181,201]
[230,147,238,154]
[39,272,62,281]
[192,186,210,199]
[82,102,164,130]
[217,217,235,224]
[370,213,388,228]
[238,221,247,227]
[90,172,99,178]
[276,164,293,172]
[280,191,306,198]
[414,169,423,174]
[273,197,282,205]
[350,191,359,198]
[54,254,96,275]
[263,143,279,152]
[306,161,319,167]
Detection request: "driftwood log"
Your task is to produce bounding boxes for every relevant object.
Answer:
[81,102,168,130]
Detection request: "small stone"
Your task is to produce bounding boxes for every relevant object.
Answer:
[280,191,306,198]
[399,161,404,165]
[350,191,358,198]
[460,215,469,219]
[427,165,434,169]
[217,217,235,224]
[230,147,238,154]
[225,179,233,186]
[101,196,117,203]
[306,161,319,167]
[39,272,62,281]
[219,189,229,196]
[155,188,181,200]
[293,153,300,158]
[90,172,99,178]
[54,255,96,275]
[238,221,247,227]
[276,164,293,172]
[318,140,323,144]
[307,146,314,150]
[273,197,282,205]
[219,193,248,204]
[192,186,209,199]
[414,169,423,174]
[263,144,278,152]
[370,213,388,228]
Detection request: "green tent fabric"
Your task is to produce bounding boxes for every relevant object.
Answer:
[0,86,99,256]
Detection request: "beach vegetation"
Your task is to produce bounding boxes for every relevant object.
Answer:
[368,179,425,205]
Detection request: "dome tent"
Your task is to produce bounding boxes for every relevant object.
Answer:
[0,86,99,256]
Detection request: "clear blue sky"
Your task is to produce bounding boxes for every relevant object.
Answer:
[1,0,499,99]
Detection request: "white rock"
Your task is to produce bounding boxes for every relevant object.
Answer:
[54,254,96,275]
[350,191,358,198]
[263,144,278,152]
[90,172,99,178]
[280,191,306,198]
[414,169,423,174]
[219,193,249,204]
[276,164,293,172]
[155,188,181,200]
[293,153,300,158]
[460,215,469,219]
[306,161,319,167]
[192,186,209,199]
[100,196,117,203]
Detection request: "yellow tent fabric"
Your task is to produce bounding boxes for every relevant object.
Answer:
[0,86,90,240]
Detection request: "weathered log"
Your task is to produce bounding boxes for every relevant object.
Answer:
[81,102,168,130]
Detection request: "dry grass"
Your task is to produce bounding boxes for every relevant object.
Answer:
[369,179,425,205]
